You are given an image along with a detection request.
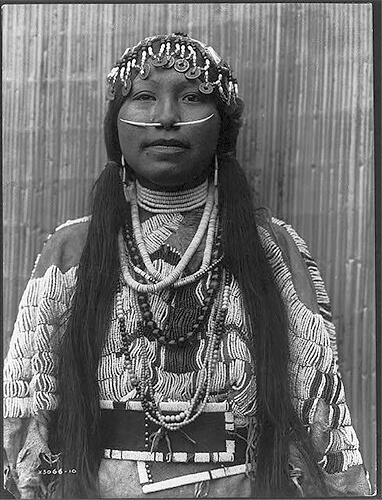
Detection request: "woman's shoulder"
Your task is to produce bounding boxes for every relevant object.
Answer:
[255,208,310,255]
[32,216,91,278]
[255,210,320,312]
[270,216,312,256]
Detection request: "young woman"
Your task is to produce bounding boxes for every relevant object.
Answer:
[3,33,371,498]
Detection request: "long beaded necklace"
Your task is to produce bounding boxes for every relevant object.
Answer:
[122,204,221,290]
[119,202,223,345]
[116,271,230,484]
[116,266,231,430]
[115,177,229,481]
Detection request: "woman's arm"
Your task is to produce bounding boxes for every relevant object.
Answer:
[3,218,89,498]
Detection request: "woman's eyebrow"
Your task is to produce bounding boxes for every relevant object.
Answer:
[132,78,199,92]
[172,80,200,91]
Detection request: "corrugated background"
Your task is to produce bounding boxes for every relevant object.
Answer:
[2,3,376,488]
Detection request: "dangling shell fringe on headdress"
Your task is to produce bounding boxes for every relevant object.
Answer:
[106,33,240,114]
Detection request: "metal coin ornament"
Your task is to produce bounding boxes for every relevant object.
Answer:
[122,79,132,96]
[185,67,202,80]
[174,59,190,73]
[152,55,169,67]
[199,82,214,95]
[139,63,151,80]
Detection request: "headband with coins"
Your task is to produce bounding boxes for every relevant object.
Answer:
[106,33,240,114]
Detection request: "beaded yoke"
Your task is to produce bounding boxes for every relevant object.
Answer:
[3,211,371,497]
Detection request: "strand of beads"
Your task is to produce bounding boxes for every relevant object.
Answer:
[123,199,221,284]
[131,252,224,289]
[121,213,223,346]
[136,258,223,346]
[127,205,221,289]
[128,181,215,283]
[119,192,219,294]
[133,268,231,432]
[119,232,176,293]
[116,283,139,389]
[174,204,220,288]
[116,287,155,483]
[136,179,208,214]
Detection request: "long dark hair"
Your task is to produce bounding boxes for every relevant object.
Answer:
[50,82,327,498]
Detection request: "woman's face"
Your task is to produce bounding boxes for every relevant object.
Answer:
[117,66,221,190]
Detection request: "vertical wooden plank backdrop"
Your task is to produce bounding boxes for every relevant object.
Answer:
[2,3,376,488]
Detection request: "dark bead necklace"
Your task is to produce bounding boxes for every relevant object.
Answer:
[121,219,224,347]
[116,268,231,431]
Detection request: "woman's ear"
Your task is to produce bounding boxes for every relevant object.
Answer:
[121,162,136,183]
[225,96,245,119]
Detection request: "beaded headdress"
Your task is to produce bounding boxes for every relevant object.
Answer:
[106,33,240,114]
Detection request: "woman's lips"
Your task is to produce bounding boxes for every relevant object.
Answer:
[146,145,187,154]
[144,139,189,156]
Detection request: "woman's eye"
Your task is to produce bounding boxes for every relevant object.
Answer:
[183,94,201,103]
[134,93,155,101]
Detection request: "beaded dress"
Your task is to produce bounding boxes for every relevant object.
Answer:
[3,190,371,498]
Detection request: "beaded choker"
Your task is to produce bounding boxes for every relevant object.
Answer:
[136,179,208,214]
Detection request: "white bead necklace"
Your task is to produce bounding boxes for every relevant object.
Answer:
[119,181,218,293]
[130,181,215,281]
[127,204,221,289]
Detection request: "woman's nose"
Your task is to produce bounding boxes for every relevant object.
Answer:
[156,98,180,131]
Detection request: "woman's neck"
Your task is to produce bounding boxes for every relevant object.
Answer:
[135,172,209,192]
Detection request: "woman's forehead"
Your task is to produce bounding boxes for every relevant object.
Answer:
[130,67,205,92]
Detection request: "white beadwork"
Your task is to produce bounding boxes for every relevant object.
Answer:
[120,181,219,292]
[3,216,365,474]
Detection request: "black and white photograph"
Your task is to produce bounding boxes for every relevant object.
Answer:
[2,3,377,498]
